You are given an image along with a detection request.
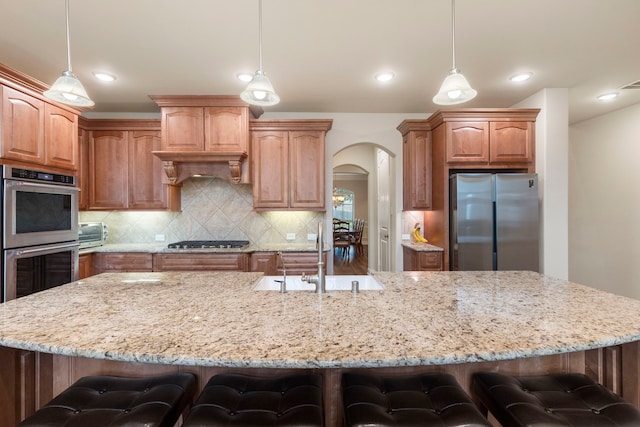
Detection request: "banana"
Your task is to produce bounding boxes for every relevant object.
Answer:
[411,223,428,243]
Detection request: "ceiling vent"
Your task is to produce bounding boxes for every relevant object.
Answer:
[621,80,640,90]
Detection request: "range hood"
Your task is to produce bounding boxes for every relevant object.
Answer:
[152,151,248,184]
[149,95,262,185]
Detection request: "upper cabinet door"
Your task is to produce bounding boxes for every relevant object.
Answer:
[289,131,325,209]
[252,131,289,209]
[204,106,249,153]
[403,130,432,210]
[44,103,78,170]
[446,121,489,163]
[128,130,167,209]
[161,107,204,151]
[489,121,534,163]
[1,86,45,163]
[89,130,129,209]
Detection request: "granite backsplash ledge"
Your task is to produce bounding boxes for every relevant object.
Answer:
[79,177,324,246]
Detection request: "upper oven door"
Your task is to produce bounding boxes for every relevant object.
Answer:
[3,179,79,249]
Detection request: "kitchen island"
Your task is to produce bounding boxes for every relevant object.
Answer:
[2,270,640,425]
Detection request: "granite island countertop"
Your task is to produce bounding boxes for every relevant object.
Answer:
[1,271,640,369]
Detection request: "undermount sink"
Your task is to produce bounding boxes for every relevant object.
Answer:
[253,275,384,291]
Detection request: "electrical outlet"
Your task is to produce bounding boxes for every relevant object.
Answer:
[402,233,410,241]
[286,233,296,240]
[307,233,317,241]
[155,234,165,242]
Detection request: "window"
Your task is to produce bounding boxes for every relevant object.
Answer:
[332,187,354,224]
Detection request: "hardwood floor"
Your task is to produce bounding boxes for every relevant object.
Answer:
[333,245,368,275]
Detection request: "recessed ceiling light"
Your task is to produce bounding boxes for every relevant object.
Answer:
[92,71,116,82]
[509,72,533,82]
[597,92,618,101]
[375,71,395,82]
[236,72,253,82]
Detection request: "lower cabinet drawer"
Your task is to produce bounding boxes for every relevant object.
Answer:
[153,253,250,271]
[417,252,443,270]
[93,252,153,273]
[403,246,443,271]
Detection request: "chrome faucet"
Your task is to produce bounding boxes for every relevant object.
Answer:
[276,251,287,293]
[301,221,325,293]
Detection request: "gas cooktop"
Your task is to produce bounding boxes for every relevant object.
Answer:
[167,240,250,249]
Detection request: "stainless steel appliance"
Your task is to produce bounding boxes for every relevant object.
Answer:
[2,166,79,302]
[450,173,539,271]
[79,222,109,249]
[167,240,250,249]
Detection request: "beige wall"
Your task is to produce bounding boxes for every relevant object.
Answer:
[569,102,640,299]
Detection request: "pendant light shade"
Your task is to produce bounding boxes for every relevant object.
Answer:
[241,0,280,106]
[433,68,477,105]
[433,0,476,105]
[241,70,280,106]
[44,0,94,107]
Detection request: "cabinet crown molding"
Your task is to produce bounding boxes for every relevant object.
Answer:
[426,108,541,128]
[249,119,333,131]
[149,95,263,119]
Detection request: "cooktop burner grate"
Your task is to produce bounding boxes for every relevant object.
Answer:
[167,240,250,249]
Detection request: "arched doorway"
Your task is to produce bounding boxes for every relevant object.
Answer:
[331,143,395,274]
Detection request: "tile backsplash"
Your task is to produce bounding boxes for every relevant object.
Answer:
[79,178,324,245]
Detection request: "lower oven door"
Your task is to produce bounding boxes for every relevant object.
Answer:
[2,241,79,302]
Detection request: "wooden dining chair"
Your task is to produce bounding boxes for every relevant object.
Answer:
[351,218,365,255]
[333,219,351,258]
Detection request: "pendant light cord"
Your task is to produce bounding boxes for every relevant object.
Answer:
[258,0,263,71]
[64,0,73,73]
[451,0,456,71]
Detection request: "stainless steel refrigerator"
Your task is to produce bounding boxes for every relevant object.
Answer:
[450,173,539,271]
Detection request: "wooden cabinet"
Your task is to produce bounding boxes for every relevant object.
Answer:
[275,252,325,276]
[402,246,443,271]
[153,253,250,271]
[398,120,432,210]
[85,119,178,211]
[78,253,94,279]
[250,119,332,211]
[159,106,249,153]
[442,118,535,166]
[89,130,128,209]
[128,130,170,209]
[150,96,261,185]
[250,252,277,274]
[1,86,44,164]
[44,103,77,170]
[77,121,90,210]
[93,252,153,274]
[1,84,78,171]
[250,251,326,275]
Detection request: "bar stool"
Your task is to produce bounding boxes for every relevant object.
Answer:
[182,373,324,427]
[471,371,640,426]
[342,372,491,427]
[18,373,196,427]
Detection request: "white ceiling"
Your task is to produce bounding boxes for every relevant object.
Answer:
[1,0,639,124]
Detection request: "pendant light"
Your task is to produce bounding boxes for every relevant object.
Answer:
[44,0,94,107]
[433,0,477,105]
[240,0,280,106]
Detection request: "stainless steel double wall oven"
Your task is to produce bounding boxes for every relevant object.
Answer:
[2,166,79,302]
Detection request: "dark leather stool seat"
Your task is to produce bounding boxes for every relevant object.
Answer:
[182,373,323,427]
[342,372,491,426]
[18,373,196,427]
[471,372,640,426]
